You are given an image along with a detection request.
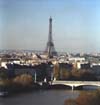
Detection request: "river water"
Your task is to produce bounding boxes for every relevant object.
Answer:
[0,85,99,105]
[0,90,79,105]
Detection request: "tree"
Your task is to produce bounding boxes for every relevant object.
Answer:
[71,69,97,81]
[53,64,60,79]
[59,68,72,80]
[76,91,100,105]
[0,72,8,80]
[13,74,33,86]
[64,91,100,105]
[71,69,82,80]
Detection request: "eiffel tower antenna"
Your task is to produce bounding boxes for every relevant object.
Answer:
[45,17,57,58]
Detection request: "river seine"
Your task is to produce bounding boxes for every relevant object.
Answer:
[0,85,99,105]
[0,90,79,105]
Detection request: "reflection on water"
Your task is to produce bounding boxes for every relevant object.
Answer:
[0,90,79,105]
[83,86,100,90]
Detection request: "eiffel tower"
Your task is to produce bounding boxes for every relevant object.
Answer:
[45,17,57,58]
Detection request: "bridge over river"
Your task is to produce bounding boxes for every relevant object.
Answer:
[52,80,100,90]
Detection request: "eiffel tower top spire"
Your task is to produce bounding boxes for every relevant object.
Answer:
[45,17,57,58]
[48,16,53,43]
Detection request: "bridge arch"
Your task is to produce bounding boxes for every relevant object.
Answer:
[73,84,100,87]
[75,84,100,89]
[52,84,72,89]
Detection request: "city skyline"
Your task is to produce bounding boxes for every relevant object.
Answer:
[0,0,100,53]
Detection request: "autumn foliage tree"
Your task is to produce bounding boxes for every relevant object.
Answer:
[64,90,100,105]
[13,74,33,86]
[59,68,72,80]
[76,91,100,105]
[53,64,97,81]
[71,69,97,81]
[53,64,60,80]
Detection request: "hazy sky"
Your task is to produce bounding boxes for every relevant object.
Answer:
[0,0,100,53]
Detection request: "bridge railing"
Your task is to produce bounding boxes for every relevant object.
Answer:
[52,80,100,85]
